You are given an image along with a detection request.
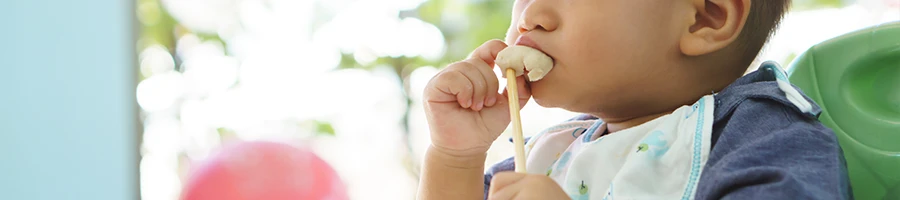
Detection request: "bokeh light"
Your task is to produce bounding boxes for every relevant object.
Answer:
[139,45,175,78]
[136,72,185,112]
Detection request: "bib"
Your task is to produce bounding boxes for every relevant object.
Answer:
[523,95,715,200]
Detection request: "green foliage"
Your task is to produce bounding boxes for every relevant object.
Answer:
[136,0,177,52]
[783,52,799,66]
[793,0,847,10]
[313,120,336,137]
[415,0,512,66]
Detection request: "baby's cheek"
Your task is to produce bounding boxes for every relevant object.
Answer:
[504,31,520,46]
[505,0,527,43]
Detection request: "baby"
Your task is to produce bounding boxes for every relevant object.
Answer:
[418,0,852,199]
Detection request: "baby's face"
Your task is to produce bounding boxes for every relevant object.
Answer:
[505,0,691,114]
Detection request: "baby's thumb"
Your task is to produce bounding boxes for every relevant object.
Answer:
[501,76,530,110]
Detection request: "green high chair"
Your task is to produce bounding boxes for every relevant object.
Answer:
[787,21,900,200]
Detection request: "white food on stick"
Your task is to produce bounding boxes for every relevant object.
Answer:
[495,45,554,81]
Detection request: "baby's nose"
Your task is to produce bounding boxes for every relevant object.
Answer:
[517,0,559,33]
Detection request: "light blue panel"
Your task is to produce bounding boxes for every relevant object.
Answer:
[0,0,137,199]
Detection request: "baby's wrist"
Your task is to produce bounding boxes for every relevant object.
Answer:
[426,145,487,169]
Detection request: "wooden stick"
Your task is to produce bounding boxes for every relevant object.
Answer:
[505,68,527,173]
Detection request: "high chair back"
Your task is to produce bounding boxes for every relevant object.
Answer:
[787,21,900,200]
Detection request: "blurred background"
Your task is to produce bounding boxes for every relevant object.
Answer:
[2,0,898,199]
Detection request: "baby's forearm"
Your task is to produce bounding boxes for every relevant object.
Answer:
[417,146,486,200]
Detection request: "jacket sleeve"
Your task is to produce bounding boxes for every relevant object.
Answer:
[695,99,853,200]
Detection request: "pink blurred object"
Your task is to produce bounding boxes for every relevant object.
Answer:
[182,141,348,200]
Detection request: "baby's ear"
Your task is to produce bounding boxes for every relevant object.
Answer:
[679,0,751,56]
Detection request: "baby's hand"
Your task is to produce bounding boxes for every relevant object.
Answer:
[488,172,569,200]
[423,39,531,158]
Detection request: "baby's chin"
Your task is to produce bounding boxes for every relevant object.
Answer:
[532,92,601,114]
[528,81,568,109]
[529,80,608,113]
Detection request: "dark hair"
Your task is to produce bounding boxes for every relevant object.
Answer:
[737,0,791,65]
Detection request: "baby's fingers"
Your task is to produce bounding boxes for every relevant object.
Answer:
[426,39,507,110]
[466,40,506,107]
[455,63,489,111]
[463,59,500,108]
[468,39,507,67]
[429,69,474,108]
